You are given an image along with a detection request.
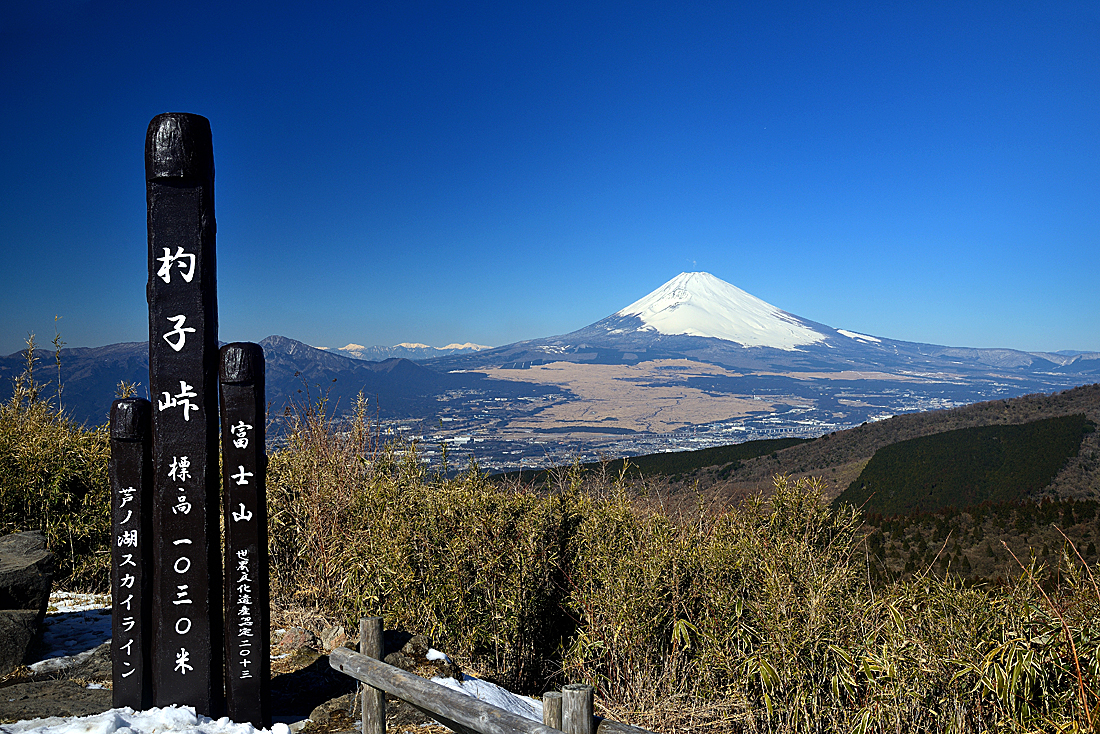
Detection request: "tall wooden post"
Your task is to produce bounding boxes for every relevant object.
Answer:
[109,398,153,710]
[220,343,270,727]
[146,112,223,715]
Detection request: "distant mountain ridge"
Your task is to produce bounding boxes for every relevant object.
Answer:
[0,336,546,426]
[3,271,1097,440]
[318,342,491,361]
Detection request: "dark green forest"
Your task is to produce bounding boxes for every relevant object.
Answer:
[494,436,808,485]
[835,414,1093,516]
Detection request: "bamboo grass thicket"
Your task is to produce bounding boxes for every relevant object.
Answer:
[0,336,111,590]
[267,399,1100,733]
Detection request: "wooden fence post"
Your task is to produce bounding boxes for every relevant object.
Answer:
[562,684,594,734]
[542,690,562,730]
[361,616,386,734]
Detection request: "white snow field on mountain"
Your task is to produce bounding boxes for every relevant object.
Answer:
[612,271,825,350]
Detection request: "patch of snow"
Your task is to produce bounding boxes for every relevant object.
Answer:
[0,706,302,734]
[438,343,491,351]
[615,272,825,350]
[425,649,451,663]
[836,329,882,343]
[430,675,542,723]
[47,592,111,614]
[31,593,112,667]
[0,705,281,734]
[29,648,99,675]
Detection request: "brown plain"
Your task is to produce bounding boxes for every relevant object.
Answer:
[478,359,776,433]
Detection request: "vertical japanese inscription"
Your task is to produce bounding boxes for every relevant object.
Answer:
[110,398,153,710]
[146,113,222,715]
[219,343,270,728]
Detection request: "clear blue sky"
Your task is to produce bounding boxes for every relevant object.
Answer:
[2,1,1098,357]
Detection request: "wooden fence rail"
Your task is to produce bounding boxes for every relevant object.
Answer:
[328,618,655,734]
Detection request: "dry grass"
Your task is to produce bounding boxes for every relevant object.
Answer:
[479,360,773,432]
[268,398,1100,733]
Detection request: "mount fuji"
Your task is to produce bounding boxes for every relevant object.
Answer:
[430,271,1099,378]
[607,272,826,350]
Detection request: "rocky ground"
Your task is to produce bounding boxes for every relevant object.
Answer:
[2,622,469,733]
[1,532,539,734]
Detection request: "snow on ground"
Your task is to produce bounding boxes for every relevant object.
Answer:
[0,706,293,734]
[836,328,881,343]
[432,676,542,722]
[29,593,113,674]
[7,593,544,733]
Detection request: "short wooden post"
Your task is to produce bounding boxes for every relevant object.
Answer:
[220,343,270,728]
[109,398,153,710]
[542,691,562,730]
[361,617,386,734]
[562,684,594,734]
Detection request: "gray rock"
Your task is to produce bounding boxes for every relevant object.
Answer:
[307,688,437,731]
[307,691,358,730]
[0,679,111,721]
[0,531,56,622]
[274,626,319,653]
[320,625,349,652]
[0,609,39,678]
[382,634,462,681]
[65,641,112,682]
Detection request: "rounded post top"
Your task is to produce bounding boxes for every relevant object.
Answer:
[110,398,152,441]
[145,113,214,183]
[220,342,265,384]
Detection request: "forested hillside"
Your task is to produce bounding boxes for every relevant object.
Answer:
[836,414,1093,515]
[661,383,1100,508]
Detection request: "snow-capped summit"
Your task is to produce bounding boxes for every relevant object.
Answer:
[614,272,825,350]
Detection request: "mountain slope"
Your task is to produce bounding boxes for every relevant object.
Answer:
[665,383,1100,507]
[610,271,825,349]
[835,414,1093,515]
[427,272,1095,379]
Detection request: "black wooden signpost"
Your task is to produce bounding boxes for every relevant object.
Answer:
[109,398,154,710]
[219,342,270,728]
[145,113,223,714]
[114,112,273,720]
